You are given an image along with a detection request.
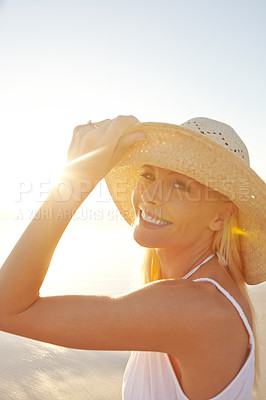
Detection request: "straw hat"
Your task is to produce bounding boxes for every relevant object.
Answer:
[104,117,266,285]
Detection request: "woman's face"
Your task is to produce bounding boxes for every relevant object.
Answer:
[131,164,231,249]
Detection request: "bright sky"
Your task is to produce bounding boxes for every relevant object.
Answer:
[0,0,265,216]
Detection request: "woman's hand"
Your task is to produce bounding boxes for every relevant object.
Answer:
[65,115,146,183]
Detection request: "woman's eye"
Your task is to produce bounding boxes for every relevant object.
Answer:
[139,172,154,180]
[173,182,185,190]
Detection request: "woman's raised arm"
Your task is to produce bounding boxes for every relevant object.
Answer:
[0,115,145,316]
[0,115,231,358]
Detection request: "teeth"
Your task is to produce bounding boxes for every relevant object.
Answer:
[141,211,171,225]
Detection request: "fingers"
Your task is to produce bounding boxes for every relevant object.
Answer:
[92,119,111,127]
[118,130,147,147]
[86,119,111,128]
[77,115,138,131]
[74,115,140,140]
[106,115,140,141]
[111,115,139,129]
[75,119,111,132]
[108,130,147,170]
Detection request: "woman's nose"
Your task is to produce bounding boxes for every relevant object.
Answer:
[140,180,165,205]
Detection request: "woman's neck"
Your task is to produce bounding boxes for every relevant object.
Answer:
[156,246,215,279]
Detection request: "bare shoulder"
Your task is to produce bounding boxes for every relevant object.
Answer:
[146,279,249,359]
[117,277,223,317]
[150,277,230,316]
[171,278,253,398]
[180,278,253,340]
[190,277,253,330]
[114,278,233,354]
[143,278,233,324]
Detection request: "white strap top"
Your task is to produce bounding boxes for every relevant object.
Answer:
[122,255,255,400]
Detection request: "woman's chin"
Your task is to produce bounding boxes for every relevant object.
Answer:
[132,226,160,248]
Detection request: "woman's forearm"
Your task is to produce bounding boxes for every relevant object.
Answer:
[0,173,99,315]
[0,116,145,317]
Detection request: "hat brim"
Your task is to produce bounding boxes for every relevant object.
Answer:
[105,122,266,285]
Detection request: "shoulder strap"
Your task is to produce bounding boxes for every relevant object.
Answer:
[181,253,215,280]
[193,277,255,346]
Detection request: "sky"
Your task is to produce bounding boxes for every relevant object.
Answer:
[0,0,265,215]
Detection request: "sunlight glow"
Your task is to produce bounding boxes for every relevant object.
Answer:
[232,226,248,236]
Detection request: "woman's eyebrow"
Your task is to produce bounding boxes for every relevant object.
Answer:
[141,164,154,170]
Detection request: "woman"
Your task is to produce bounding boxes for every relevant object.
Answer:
[0,115,265,399]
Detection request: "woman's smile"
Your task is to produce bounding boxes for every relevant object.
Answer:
[138,209,172,228]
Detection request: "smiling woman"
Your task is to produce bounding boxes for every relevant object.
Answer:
[132,164,236,247]
[0,115,265,400]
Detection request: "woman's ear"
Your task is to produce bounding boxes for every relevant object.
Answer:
[208,202,238,232]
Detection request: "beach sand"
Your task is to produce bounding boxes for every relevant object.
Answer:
[0,331,129,400]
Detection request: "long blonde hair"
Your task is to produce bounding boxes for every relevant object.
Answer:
[139,214,260,393]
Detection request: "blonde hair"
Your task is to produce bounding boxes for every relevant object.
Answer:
[139,214,260,393]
